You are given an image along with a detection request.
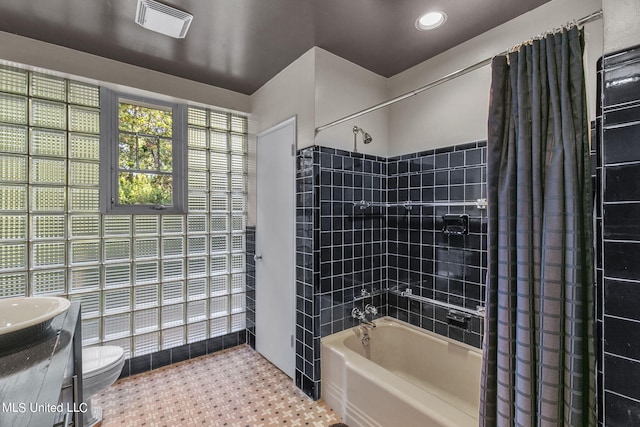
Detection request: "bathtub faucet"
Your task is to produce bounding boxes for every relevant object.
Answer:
[352,307,376,329]
[364,304,378,316]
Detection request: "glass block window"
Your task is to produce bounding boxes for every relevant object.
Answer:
[0,64,248,354]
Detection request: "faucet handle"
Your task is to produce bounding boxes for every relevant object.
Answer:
[351,307,365,320]
[364,304,378,316]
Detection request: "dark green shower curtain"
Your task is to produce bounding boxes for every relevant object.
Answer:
[479,26,595,426]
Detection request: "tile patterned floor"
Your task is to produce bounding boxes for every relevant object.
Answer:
[94,345,342,427]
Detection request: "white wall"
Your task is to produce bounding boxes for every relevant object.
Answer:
[386,0,603,156]
[0,31,249,112]
[314,48,389,157]
[603,0,640,54]
[247,47,389,225]
[250,49,316,148]
[248,49,316,225]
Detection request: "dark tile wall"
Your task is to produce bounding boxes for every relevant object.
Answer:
[315,148,388,337]
[386,143,487,348]
[246,226,256,349]
[120,330,246,378]
[294,143,488,398]
[295,147,319,398]
[599,45,640,427]
[593,72,604,425]
[295,146,388,399]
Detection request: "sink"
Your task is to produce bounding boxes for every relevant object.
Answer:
[0,297,70,352]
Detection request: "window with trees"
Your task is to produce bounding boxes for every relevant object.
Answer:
[100,91,187,214]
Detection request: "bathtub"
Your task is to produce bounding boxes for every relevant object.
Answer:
[321,317,481,427]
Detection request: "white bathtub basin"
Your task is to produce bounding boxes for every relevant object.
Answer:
[322,316,482,427]
[0,297,70,351]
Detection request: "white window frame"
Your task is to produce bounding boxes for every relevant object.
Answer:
[100,88,188,214]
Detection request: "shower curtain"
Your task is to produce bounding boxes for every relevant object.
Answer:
[479,26,595,426]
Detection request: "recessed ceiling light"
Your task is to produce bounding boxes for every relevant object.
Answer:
[415,11,447,31]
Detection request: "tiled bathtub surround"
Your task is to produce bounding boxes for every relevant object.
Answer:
[598,45,640,426]
[294,143,488,398]
[387,143,487,348]
[295,147,388,399]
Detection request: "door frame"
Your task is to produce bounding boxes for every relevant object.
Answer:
[255,115,297,378]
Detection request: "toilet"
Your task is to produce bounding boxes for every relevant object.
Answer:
[82,346,125,427]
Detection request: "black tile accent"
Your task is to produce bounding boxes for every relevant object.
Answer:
[129,354,151,376]
[603,203,640,240]
[604,104,640,128]
[171,344,190,364]
[604,241,640,281]
[189,341,207,359]
[151,349,171,369]
[600,45,640,427]
[603,59,640,108]
[604,279,640,321]
[603,123,640,165]
[604,316,640,360]
[246,226,257,349]
[605,354,640,401]
[118,359,130,379]
[118,331,246,378]
[207,336,224,354]
[295,369,319,399]
[595,55,605,427]
[605,391,640,426]
[604,47,640,68]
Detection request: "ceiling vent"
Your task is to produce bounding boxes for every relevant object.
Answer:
[135,0,193,39]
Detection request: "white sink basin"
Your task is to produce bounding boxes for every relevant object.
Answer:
[0,297,70,351]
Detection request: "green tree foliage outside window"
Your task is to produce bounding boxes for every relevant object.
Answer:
[118,102,174,205]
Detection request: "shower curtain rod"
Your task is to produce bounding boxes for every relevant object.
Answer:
[315,9,603,134]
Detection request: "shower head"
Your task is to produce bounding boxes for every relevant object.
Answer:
[352,126,373,152]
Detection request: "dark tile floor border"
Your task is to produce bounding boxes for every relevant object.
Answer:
[120,330,247,378]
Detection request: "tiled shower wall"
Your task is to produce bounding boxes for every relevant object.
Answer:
[598,45,640,426]
[295,147,388,399]
[314,149,388,336]
[387,143,487,348]
[294,143,488,398]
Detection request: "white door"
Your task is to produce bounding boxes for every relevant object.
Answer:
[255,117,296,378]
